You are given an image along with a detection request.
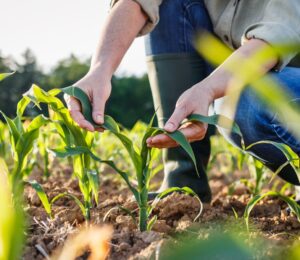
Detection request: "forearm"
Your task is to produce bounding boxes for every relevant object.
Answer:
[203,39,278,101]
[90,0,147,76]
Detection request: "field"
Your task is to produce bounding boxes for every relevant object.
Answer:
[22,135,300,260]
[1,75,300,260]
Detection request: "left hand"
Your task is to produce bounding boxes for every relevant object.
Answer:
[146,82,214,148]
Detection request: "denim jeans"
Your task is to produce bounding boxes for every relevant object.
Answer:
[144,0,300,185]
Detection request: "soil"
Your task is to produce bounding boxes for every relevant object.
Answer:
[22,159,300,260]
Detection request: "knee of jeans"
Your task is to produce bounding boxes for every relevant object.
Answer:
[271,97,300,154]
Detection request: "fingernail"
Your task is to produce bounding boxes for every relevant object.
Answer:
[96,115,103,124]
[146,138,152,144]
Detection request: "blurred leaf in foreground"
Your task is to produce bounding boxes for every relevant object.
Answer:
[0,158,25,260]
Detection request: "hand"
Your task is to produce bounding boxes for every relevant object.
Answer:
[146,82,214,148]
[64,68,112,132]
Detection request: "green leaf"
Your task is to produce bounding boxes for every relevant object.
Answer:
[246,141,299,183]
[0,111,20,153]
[49,146,140,203]
[102,115,120,133]
[26,115,50,132]
[244,191,300,231]
[62,86,95,125]
[50,193,87,220]
[24,85,65,112]
[187,114,242,137]
[54,122,73,146]
[147,215,157,231]
[152,128,199,177]
[0,72,14,82]
[16,96,31,117]
[232,207,239,219]
[112,131,142,179]
[16,129,39,164]
[61,86,143,178]
[27,180,51,216]
[87,170,100,205]
[246,141,299,167]
[0,164,25,260]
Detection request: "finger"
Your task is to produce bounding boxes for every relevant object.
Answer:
[148,123,207,148]
[148,142,179,149]
[92,89,107,125]
[65,95,81,112]
[178,122,207,142]
[147,134,178,148]
[164,104,189,132]
[147,134,177,147]
[65,95,95,131]
[70,110,95,131]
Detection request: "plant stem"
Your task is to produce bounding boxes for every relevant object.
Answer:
[11,162,23,195]
[139,189,148,232]
[85,202,91,222]
[139,205,148,232]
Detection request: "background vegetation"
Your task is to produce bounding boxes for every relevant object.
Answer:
[0,50,154,128]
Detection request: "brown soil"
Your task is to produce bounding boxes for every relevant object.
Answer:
[23,162,300,260]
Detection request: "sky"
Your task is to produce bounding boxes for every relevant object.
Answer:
[1,0,147,75]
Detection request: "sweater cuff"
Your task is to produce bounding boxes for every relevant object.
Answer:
[110,0,160,36]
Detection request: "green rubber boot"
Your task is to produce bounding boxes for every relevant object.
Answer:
[146,53,213,203]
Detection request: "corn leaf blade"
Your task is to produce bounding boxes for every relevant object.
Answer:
[28,180,51,216]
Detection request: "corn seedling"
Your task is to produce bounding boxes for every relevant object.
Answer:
[64,86,242,231]
[22,85,100,221]
[209,136,248,174]
[0,74,49,194]
[244,191,300,231]
[0,112,49,193]
[243,141,300,229]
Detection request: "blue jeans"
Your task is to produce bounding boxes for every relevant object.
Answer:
[145,0,300,185]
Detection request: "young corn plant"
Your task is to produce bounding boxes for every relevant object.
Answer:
[65,86,242,231]
[244,191,300,231]
[0,73,49,194]
[22,85,100,221]
[237,157,266,196]
[243,141,300,230]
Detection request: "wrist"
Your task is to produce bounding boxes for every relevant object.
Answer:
[198,78,219,104]
[88,62,113,82]
[202,69,233,101]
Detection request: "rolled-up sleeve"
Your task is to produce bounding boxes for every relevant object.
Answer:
[110,0,162,36]
[243,0,300,71]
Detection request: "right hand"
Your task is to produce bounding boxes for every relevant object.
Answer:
[64,70,112,132]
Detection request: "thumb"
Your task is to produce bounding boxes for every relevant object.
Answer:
[92,90,107,125]
[164,104,189,132]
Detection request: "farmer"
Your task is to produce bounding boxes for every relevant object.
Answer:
[66,0,300,202]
